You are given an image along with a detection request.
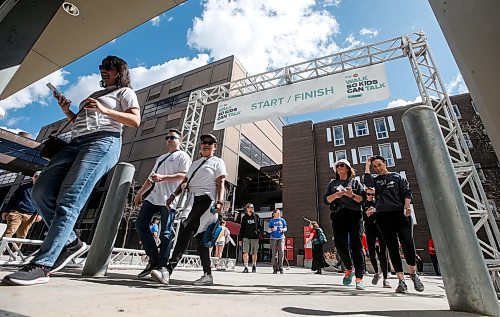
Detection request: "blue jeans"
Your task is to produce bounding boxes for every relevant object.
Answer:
[32,131,121,267]
[136,200,176,268]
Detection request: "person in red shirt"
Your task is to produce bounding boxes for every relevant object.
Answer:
[428,238,440,276]
[305,221,328,274]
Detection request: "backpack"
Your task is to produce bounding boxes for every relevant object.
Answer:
[202,221,223,248]
[315,228,327,245]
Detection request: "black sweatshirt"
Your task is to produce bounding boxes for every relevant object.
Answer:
[322,178,365,212]
[239,213,261,239]
[363,172,412,212]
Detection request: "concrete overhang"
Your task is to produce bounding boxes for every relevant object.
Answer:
[0,0,185,100]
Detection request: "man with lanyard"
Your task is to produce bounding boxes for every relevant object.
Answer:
[134,129,191,282]
[239,203,261,273]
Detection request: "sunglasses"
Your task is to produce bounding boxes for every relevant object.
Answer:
[99,63,116,71]
[165,135,179,140]
[201,140,215,145]
[366,193,375,196]
[336,163,347,168]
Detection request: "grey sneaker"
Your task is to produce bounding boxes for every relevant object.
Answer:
[193,273,213,286]
[151,267,170,285]
[50,239,88,273]
[371,273,381,285]
[411,273,425,292]
[395,280,408,293]
[3,263,50,286]
[383,279,392,288]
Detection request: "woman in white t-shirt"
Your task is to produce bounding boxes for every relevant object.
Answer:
[4,56,141,286]
[166,133,227,286]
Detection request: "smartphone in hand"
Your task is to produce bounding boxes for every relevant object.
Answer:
[46,83,70,103]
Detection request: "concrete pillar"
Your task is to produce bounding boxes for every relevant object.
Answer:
[402,105,499,316]
[82,162,135,277]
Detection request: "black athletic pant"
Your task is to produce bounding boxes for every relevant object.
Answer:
[430,254,441,276]
[365,220,389,279]
[168,195,212,275]
[330,209,364,279]
[375,210,416,273]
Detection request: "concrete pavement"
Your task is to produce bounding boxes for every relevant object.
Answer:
[0,265,482,317]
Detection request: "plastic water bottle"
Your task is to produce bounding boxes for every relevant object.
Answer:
[210,206,217,214]
[85,108,100,131]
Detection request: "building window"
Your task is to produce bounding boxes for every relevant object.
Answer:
[462,133,473,149]
[374,118,389,139]
[240,134,276,167]
[354,121,369,137]
[335,150,347,161]
[0,172,17,185]
[333,125,345,146]
[452,104,462,119]
[475,163,486,182]
[358,146,373,163]
[379,144,395,167]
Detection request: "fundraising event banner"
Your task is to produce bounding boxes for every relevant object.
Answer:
[214,63,390,130]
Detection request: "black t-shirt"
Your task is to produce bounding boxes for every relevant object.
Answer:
[363,172,412,212]
[362,200,376,223]
[239,213,261,239]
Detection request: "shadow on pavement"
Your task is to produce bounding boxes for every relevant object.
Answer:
[0,310,31,317]
[281,307,479,316]
[58,270,445,299]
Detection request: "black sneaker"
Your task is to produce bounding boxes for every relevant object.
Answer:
[273,267,278,274]
[138,262,157,279]
[411,273,425,292]
[279,267,284,274]
[50,239,88,273]
[252,265,256,273]
[395,280,408,294]
[3,263,50,286]
[242,267,249,273]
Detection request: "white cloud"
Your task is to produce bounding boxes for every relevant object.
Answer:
[446,74,468,95]
[0,70,68,115]
[359,28,378,38]
[150,16,161,27]
[323,0,341,7]
[187,0,342,74]
[167,17,174,22]
[5,116,27,126]
[387,96,422,109]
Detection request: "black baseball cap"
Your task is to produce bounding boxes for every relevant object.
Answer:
[200,134,218,143]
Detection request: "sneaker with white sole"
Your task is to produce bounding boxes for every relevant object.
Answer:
[411,273,425,292]
[395,280,408,293]
[138,262,157,279]
[151,267,170,285]
[3,263,50,286]
[371,273,381,285]
[193,273,213,286]
[50,239,88,274]
[383,279,392,288]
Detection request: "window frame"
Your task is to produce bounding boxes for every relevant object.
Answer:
[358,146,373,163]
[378,143,395,167]
[354,120,369,137]
[373,117,389,140]
[333,125,345,146]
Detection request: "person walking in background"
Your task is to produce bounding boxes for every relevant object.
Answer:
[363,187,391,288]
[1,171,43,247]
[3,55,141,286]
[269,209,287,274]
[134,128,191,283]
[214,219,231,269]
[428,238,441,276]
[323,159,366,290]
[239,203,261,273]
[364,155,424,294]
[305,221,328,274]
[166,134,227,286]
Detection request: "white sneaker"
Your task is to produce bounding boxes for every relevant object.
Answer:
[151,267,170,285]
[193,273,213,286]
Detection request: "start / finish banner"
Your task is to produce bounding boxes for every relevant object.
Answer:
[213,63,390,130]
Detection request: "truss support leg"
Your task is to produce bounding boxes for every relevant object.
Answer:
[402,106,499,316]
[82,163,135,277]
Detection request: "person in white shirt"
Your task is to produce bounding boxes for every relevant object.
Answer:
[134,129,191,283]
[166,133,227,286]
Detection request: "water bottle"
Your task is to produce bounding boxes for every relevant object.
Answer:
[85,108,100,131]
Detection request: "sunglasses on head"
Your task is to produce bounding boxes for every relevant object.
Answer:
[366,193,375,196]
[165,135,179,140]
[336,163,346,168]
[99,63,116,71]
[201,140,215,145]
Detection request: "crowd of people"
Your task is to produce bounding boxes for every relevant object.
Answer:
[0,55,436,294]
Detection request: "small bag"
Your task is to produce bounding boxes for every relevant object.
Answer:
[202,220,222,248]
[316,228,328,245]
[40,135,69,160]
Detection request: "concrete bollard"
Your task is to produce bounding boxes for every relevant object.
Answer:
[82,162,135,277]
[402,105,500,316]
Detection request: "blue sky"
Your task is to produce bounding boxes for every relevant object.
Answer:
[0,0,467,137]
